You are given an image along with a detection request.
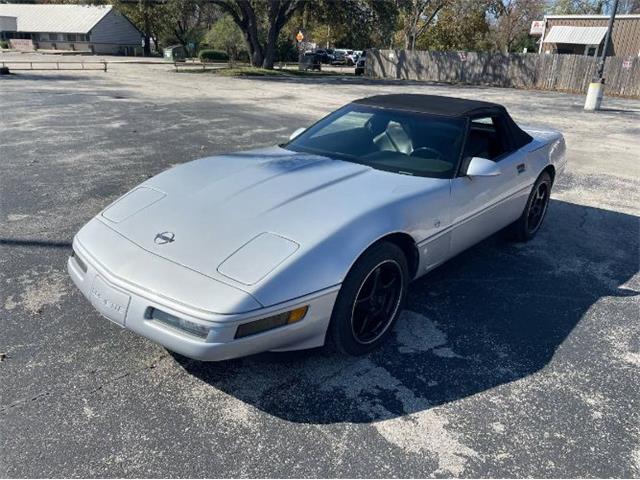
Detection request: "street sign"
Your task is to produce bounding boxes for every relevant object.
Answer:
[530,20,544,36]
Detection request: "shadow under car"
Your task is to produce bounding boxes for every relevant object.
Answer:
[172,199,638,424]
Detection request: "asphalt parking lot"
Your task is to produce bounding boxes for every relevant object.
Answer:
[1,57,639,477]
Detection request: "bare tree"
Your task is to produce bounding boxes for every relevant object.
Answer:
[212,0,305,68]
[548,0,610,14]
[421,0,492,51]
[490,0,543,53]
[618,0,640,12]
[399,0,448,50]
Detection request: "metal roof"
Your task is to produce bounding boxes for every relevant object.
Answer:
[544,14,640,19]
[0,16,18,32]
[0,4,112,34]
[542,25,608,45]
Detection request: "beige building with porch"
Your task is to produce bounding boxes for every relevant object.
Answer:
[535,14,640,57]
[0,4,142,55]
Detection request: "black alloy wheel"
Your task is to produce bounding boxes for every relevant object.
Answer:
[351,260,404,345]
[328,242,409,355]
[527,181,550,235]
[507,171,553,242]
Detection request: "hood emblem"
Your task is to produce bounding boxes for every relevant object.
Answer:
[154,231,175,245]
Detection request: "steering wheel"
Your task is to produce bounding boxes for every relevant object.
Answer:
[410,146,443,160]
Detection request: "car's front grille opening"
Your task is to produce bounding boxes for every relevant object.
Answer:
[71,250,88,273]
[146,307,211,339]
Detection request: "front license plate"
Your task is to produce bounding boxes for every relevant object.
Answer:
[90,275,131,325]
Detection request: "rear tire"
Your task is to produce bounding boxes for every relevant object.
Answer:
[508,171,552,242]
[328,242,408,356]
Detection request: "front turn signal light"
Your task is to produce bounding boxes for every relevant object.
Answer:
[235,306,308,339]
[287,306,308,324]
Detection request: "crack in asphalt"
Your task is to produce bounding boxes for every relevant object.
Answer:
[0,352,171,414]
[579,209,589,230]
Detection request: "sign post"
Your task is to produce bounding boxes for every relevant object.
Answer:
[585,0,619,111]
[295,30,305,61]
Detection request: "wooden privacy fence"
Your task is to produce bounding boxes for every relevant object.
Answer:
[367,49,640,98]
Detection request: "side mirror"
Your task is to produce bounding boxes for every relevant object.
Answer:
[289,127,306,141]
[466,157,501,177]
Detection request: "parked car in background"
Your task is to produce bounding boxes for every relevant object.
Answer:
[314,49,335,64]
[332,49,349,64]
[345,50,359,66]
[355,50,366,75]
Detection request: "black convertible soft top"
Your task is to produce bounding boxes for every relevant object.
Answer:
[353,94,533,149]
[354,94,499,117]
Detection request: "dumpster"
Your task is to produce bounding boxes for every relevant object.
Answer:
[299,52,321,71]
[164,45,186,62]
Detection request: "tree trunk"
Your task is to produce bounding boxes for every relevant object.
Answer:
[242,30,263,67]
[262,14,282,69]
[141,1,151,56]
[152,35,159,53]
[262,34,278,68]
[243,6,263,67]
[251,48,264,67]
[405,32,416,50]
[215,0,302,69]
[143,34,151,56]
[262,51,276,69]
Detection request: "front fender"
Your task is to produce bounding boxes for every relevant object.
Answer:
[249,184,449,307]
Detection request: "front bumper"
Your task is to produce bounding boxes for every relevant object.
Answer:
[68,241,339,361]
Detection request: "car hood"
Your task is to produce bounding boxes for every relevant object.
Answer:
[98,146,431,291]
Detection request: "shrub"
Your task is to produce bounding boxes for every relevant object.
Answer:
[237,50,250,63]
[0,40,9,49]
[198,49,229,63]
[204,15,244,62]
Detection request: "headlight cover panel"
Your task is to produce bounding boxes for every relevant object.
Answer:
[217,232,299,286]
[102,187,166,223]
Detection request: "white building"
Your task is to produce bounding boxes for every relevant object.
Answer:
[0,4,142,55]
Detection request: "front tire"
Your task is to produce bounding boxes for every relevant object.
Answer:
[508,171,552,242]
[328,242,408,356]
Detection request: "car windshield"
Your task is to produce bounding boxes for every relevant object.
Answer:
[284,105,466,178]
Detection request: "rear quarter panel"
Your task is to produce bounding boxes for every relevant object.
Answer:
[524,127,567,180]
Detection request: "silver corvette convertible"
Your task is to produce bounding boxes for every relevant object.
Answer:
[69,94,566,360]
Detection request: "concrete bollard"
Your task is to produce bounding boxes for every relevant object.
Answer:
[584,81,604,111]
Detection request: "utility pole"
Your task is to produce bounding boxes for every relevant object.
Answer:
[584,0,619,111]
